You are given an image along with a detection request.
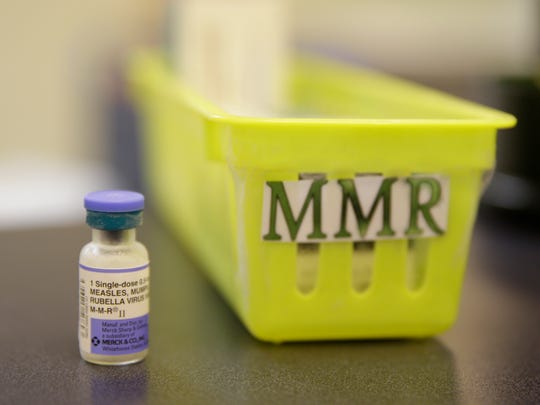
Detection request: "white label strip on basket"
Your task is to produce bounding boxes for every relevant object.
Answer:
[261,174,449,243]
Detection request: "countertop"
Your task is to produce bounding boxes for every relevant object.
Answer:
[1,210,539,404]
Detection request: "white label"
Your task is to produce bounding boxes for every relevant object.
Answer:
[262,175,449,243]
[78,264,149,355]
[174,0,288,113]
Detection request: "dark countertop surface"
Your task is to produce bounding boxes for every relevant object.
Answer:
[1,209,539,404]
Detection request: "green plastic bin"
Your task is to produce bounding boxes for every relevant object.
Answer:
[130,52,515,342]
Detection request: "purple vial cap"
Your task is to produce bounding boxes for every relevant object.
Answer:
[84,190,144,213]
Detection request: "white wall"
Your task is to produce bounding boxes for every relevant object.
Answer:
[0,0,163,229]
[0,0,162,161]
[292,0,539,77]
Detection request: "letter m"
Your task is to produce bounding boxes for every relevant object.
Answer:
[335,177,397,239]
[263,179,327,241]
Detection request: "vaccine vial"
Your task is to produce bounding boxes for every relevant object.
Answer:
[79,190,149,365]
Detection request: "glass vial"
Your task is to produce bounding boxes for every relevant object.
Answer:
[79,190,149,366]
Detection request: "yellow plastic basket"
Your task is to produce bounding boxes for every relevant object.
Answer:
[130,52,515,342]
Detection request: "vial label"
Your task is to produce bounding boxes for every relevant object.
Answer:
[79,263,149,356]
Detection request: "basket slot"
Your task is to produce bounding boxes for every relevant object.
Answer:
[351,242,374,293]
[295,173,327,294]
[296,243,319,294]
[406,239,430,291]
[349,172,381,293]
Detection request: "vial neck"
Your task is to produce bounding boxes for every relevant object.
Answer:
[92,229,136,245]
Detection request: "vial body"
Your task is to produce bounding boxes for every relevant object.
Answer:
[79,229,149,365]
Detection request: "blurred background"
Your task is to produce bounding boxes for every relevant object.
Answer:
[1,0,539,230]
